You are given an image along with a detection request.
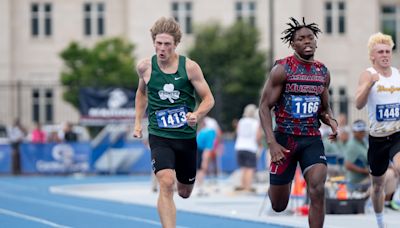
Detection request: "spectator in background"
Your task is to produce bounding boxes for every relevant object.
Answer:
[231,118,239,138]
[31,122,46,143]
[196,118,217,196]
[344,120,400,211]
[0,124,7,138]
[323,112,350,158]
[323,125,350,176]
[324,126,350,157]
[9,119,27,175]
[234,104,262,193]
[203,116,223,182]
[344,120,369,190]
[47,130,61,143]
[337,113,348,128]
[60,122,78,142]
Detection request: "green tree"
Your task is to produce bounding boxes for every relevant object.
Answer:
[188,22,268,131]
[60,37,138,109]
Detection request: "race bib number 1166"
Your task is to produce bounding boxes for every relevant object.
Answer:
[291,95,320,118]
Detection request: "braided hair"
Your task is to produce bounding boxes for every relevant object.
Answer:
[281,17,322,46]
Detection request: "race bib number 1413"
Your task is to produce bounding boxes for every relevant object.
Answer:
[156,106,188,128]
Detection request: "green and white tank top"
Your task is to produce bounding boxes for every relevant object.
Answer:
[146,55,196,139]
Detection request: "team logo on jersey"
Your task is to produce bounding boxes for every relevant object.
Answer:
[377,85,400,94]
[158,83,180,103]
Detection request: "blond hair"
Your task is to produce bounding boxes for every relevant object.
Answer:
[367,32,394,56]
[150,17,182,44]
[243,104,258,118]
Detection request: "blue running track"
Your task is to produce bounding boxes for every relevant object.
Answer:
[0,176,290,228]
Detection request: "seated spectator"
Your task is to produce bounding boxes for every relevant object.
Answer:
[47,131,61,143]
[344,120,399,210]
[323,126,350,157]
[31,122,46,143]
[344,120,369,190]
[323,126,350,176]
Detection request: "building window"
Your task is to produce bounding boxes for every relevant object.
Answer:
[44,3,52,36]
[171,2,193,34]
[97,3,105,35]
[32,89,53,124]
[235,1,257,27]
[235,2,243,21]
[84,2,106,37]
[338,2,346,34]
[32,89,40,122]
[45,89,53,123]
[324,1,346,35]
[84,3,92,35]
[30,3,52,37]
[381,5,399,50]
[324,2,332,34]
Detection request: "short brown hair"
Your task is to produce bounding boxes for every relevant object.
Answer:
[150,17,182,44]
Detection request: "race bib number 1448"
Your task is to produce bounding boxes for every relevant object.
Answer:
[376,103,400,122]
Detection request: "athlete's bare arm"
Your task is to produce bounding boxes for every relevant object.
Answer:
[319,71,338,140]
[344,160,369,175]
[259,64,289,165]
[355,70,379,110]
[186,58,215,127]
[133,58,151,138]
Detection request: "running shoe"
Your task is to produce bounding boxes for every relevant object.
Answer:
[385,200,400,211]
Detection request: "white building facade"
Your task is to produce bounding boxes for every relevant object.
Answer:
[1,0,400,128]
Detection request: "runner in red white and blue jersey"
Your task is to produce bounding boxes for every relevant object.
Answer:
[259,17,338,228]
[274,55,329,136]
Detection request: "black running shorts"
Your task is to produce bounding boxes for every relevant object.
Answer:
[368,131,400,176]
[269,132,327,185]
[148,134,197,184]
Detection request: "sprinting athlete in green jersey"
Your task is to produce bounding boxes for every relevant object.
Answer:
[134,17,214,228]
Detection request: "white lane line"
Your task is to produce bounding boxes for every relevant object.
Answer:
[0,192,189,228]
[0,208,72,228]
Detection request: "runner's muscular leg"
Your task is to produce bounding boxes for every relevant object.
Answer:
[156,169,176,228]
[384,168,398,200]
[371,174,386,213]
[268,183,291,212]
[177,182,194,198]
[392,152,400,176]
[304,163,327,228]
